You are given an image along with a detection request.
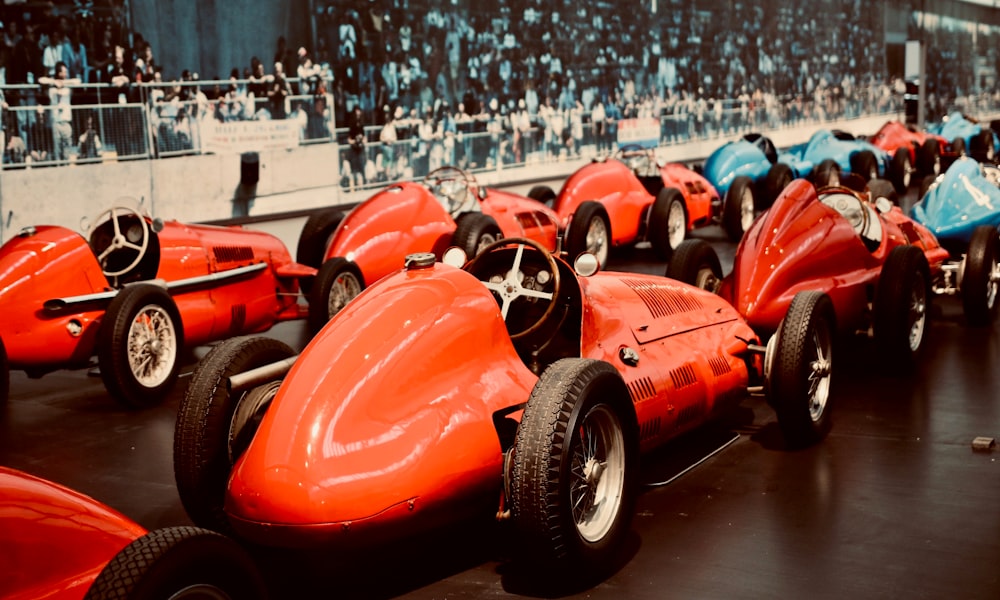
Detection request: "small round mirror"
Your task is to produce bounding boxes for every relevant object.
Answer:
[574,252,600,277]
[151,217,165,233]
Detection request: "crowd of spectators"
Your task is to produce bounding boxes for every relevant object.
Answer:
[1,0,998,176]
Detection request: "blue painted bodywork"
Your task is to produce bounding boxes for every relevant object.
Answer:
[703,136,807,197]
[910,157,1000,245]
[782,129,891,179]
[927,111,1000,153]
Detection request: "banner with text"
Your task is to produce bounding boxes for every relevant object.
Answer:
[616,118,660,149]
[202,119,301,154]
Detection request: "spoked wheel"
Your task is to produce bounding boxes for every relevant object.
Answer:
[961,225,1000,327]
[766,291,836,448]
[308,257,366,334]
[453,212,503,258]
[510,358,637,573]
[648,187,687,261]
[97,284,182,408]
[564,201,610,266]
[667,239,723,293]
[874,245,931,370]
[722,176,756,241]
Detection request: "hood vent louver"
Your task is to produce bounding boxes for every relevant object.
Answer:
[627,376,657,403]
[670,364,697,390]
[213,245,255,263]
[709,356,732,377]
[622,278,704,318]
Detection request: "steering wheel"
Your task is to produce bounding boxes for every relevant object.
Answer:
[91,206,151,278]
[614,144,655,175]
[464,237,562,340]
[422,165,477,216]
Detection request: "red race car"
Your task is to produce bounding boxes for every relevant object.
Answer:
[525,145,749,260]
[867,119,965,190]
[295,165,564,332]
[0,466,264,600]
[669,176,962,369]
[174,238,835,578]
[0,204,331,408]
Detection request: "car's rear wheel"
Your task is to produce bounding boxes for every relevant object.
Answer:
[867,178,898,206]
[648,187,686,261]
[510,358,637,573]
[961,225,1000,327]
[527,185,556,206]
[874,245,931,370]
[174,336,295,533]
[813,159,841,187]
[970,129,996,163]
[722,175,756,241]
[918,139,941,176]
[565,201,610,266]
[951,137,967,160]
[297,208,344,295]
[83,526,266,600]
[850,150,879,182]
[766,291,835,448]
[888,149,912,194]
[308,257,366,335]
[763,162,793,209]
[667,239,722,293]
[453,213,503,257]
[97,284,183,409]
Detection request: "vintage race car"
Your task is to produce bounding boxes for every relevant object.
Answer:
[295,165,563,332]
[781,129,909,193]
[670,176,997,362]
[0,466,264,600]
[0,204,328,408]
[174,238,835,577]
[526,144,743,255]
[867,119,961,180]
[701,133,804,215]
[927,111,998,163]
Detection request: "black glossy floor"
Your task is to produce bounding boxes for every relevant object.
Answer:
[2,201,999,599]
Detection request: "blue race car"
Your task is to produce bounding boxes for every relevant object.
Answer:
[701,133,805,217]
[912,157,1000,325]
[926,111,997,163]
[781,129,911,193]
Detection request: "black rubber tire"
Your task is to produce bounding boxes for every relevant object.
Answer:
[453,212,503,257]
[0,336,8,405]
[918,174,937,200]
[888,149,912,194]
[564,200,611,265]
[527,185,557,206]
[873,245,931,371]
[867,178,898,206]
[296,208,344,269]
[850,150,879,182]
[768,291,836,448]
[97,284,183,409]
[174,336,296,533]
[83,526,267,600]
[951,137,966,160]
[307,257,366,335]
[961,225,1000,327]
[722,175,755,241]
[813,159,841,187]
[510,358,637,573]
[918,139,941,176]
[666,239,722,292]
[647,187,686,261]
[763,163,793,209]
[970,129,995,163]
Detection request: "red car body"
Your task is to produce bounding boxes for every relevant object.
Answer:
[0,466,264,599]
[719,179,948,339]
[0,208,319,407]
[176,238,836,575]
[868,120,958,179]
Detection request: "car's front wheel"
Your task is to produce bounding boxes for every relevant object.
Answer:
[888,149,912,193]
[766,291,836,448]
[565,201,610,266]
[918,139,941,176]
[453,212,503,257]
[962,225,1000,327]
[510,358,637,573]
[174,336,296,533]
[83,526,266,600]
[722,175,756,241]
[874,245,931,370]
[667,239,722,293]
[97,284,183,408]
[648,187,687,261]
[308,257,366,335]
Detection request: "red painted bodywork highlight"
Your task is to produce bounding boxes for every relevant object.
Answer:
[868,120,953,162]
[0,467,146,600]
